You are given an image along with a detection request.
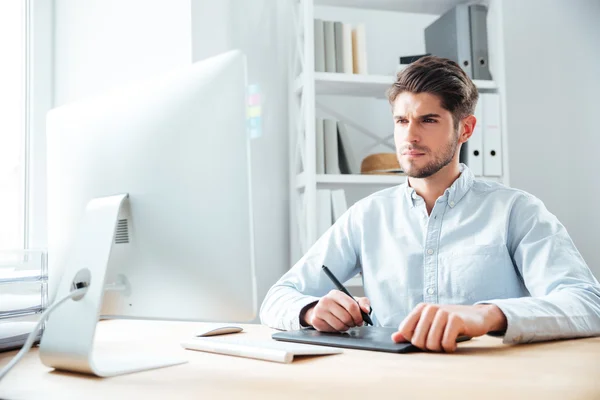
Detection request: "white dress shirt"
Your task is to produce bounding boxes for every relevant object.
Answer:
[260,164,600,344]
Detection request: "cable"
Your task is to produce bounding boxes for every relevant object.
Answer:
[0,286,89,381]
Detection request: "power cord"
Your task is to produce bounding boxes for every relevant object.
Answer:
[0,286,89,381]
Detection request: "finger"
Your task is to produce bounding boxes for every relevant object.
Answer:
[397,303,428,341]
[442,314,464,353]
[312,317,337,333]
[391,331,408,343]
[329,291,363,326]
[411,305,439,350]
[322,310,351,332]
[313,300,351,329]
[319,295,355,327]
[327,300,357,328]
[357,297,371,314]
[426,310,449,352]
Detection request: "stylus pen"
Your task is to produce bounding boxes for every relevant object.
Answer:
[322,265,373,326]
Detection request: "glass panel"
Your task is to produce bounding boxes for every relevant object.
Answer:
[0,0,26,251]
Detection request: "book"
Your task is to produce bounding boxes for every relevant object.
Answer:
[334,22,344,73]
[323,119,340,174]
[317,189,333,237]
[316,118,325,174]
[314,19,325,72]
[399,54,430,64]
[352,23,368,74]
[337,120,359,174]
[331,189,348,221]
[324,21,336,73]
[342,23,354,74]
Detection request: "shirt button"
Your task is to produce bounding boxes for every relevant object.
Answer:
[427,287,435,295]
[427,249,434,255]
[449,201,455,207]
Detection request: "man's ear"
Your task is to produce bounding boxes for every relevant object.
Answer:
[458,115,476,144]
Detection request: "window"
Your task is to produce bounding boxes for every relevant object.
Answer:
[0,1,27,251]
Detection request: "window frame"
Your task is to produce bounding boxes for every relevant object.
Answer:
[25,0,54,250]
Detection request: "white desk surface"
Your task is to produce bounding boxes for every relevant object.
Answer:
[1,320,599,399]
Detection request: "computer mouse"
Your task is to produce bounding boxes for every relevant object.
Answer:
[196,326,243,337]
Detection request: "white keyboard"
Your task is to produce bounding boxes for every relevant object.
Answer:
[181,337,342,363]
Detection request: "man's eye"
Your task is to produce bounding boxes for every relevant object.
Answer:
[424,118,437,123]
[397,119,408,124]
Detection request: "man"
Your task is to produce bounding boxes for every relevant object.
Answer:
[260,56,600,352]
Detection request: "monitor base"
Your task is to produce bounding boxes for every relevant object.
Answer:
[38,194,187,377]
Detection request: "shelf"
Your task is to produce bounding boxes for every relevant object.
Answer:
[320,173,407,185]
[295,73,394,98]
[315,0,468,14]
[297,172,407,189]
[296,172,502,189]
[295,72,497,98]
[0,270,47,285]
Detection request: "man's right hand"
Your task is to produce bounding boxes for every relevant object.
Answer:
[302,290,371,332]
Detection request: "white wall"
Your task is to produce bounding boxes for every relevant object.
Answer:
[53,0,292,317]
[190,0,292,312]
[54,0,192,105]
[500,0,600,278]
[234,2,292,308]
[190,1,231,62]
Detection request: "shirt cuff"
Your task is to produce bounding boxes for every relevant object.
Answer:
[285,296,320,331]
[475,298,536,344]
[299,300,319,328]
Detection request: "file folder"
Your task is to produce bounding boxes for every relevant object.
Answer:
[425,4,492,80]
[467,98,484,176]
[425,5,473,78]
[482,93,502,176]
[469,5,492,80]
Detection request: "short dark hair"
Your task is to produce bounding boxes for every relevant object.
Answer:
[386,56,478,129]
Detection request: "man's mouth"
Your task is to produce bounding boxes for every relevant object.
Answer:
[403,150,426,158]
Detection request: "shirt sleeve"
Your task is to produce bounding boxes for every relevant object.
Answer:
[476,192,600,344]
[259,205,361,331]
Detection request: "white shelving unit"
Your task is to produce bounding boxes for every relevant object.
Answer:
[288,0,510,285]
[296,172,405,189]
[296,172,502,190]
[295,72,498,98]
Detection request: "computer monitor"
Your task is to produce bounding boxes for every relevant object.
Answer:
[40,50,257,377]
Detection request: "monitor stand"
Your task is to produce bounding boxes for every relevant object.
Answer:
[38,194,187,377]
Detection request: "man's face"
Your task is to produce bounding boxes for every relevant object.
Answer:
[392,92,461,179]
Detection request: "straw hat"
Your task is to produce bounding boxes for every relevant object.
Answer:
[360,153,404,175]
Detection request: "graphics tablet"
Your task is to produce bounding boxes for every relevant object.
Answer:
[272,326,471,353]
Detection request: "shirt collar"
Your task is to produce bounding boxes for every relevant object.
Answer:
[403,163,474,208]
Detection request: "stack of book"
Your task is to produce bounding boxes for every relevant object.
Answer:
[0,250,47,351]
[314,19,368,74]
[315,118,359,175]
[317,188,349,237]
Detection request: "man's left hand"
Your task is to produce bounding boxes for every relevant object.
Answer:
[391,303,507,352]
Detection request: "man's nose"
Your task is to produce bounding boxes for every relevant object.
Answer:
[404,120,420,142]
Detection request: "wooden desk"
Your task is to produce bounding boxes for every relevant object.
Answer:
[1,320,599,399]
